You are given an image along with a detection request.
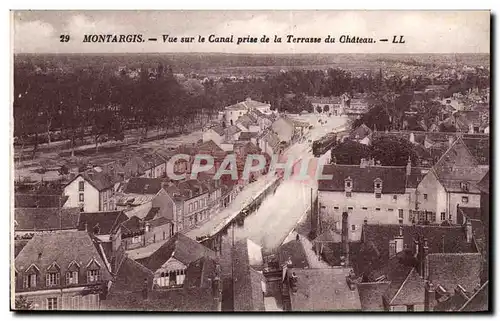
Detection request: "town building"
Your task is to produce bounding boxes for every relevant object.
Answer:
[414,137,488,224]
[63,169,116,212]
[318,161,412,241]
[14,231,112,310]
[223,98,273,127]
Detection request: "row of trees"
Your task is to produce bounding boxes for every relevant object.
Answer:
[331,136,419,167]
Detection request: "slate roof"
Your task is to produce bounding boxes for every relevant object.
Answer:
[14,239,30,258]
[70,169,115,191]
[123,177,164,195]
[318,165,407,194]
[225,125,242,136]
[427,253,482,293]
[144,233,216,272]
[476,170,490,194]
[278,239,309,269]
[357,282,391,311]
[77,211,129,235]
[121,216,143,235]
[406,167,430,188]
[232,239,265,311]
[103,257,219,311]
[387,267,425,306]
[238,131,258,141]
[15,194,69,208]
[236,114,257,128]
[144,207,160,221]
[458,207,482,221]
[459,281,489,311]
[14,207,80,231]
[208,124,225,137]
[357,224,477,278]
[289,268,362,311]
[15,230,112,283]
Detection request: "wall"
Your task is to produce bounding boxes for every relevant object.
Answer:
[145,222,173,245]
[203,129,223,147]
[152,190,175,221]
[16,290,100,310]
[183,193,210,229]
[99,188,115,212]
[318,190,410,241]
[448,192,481,224]
[63,176,100,212]
[415,171,447,219]
[225,109,248,127]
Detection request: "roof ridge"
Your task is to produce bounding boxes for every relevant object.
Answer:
[388,267,417,305]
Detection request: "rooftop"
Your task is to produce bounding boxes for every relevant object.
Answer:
[289,268,362,311]
[123,177,164,195]
[14,207,80,231]
[77,211,129,235]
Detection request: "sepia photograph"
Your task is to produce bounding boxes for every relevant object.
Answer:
[10,10,491,312]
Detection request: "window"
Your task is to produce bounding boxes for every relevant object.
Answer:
[375,183,381,189]
[163,231,166,240]
[346,181,351,188]
[45,272,59,287]
[375,193,381,199]
[462,196,469,204]
[87,269,100,283]
[441,212,446,221]
[423,194,428,200]
[78,181,84,191]
[362,207,368,210]
[188,204,192,213]
[347,207,353,211]
[66,271,79,285]
[79,193,84,202]
[398,209,404,219]
[132,235,141,244]
[351,225,356,231]
[47,297,58,310]
[388,208,394,212]
[346,192,352,198]
[334,206,339,210]
[375,208,381,211]
[103,203,107,211]
[23,274,37,288]
[393,195,397,202]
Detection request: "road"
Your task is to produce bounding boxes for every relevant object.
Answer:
[220,114,349,253]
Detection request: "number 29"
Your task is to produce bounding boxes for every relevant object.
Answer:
[60,35,70,43]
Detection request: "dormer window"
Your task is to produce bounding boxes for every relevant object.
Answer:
[460,182,470,192]
[374,178,383,198]
[23,264,40,289]
[344,177,353,194]
[66,261,80,285]
[86,259,101,283]
[46,262,61,287]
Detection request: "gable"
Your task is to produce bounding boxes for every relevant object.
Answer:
[156,257,187,274]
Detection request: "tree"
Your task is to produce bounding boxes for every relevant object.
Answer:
[331,140,372,165]
[15,296,33,310]
[371,136,419,166]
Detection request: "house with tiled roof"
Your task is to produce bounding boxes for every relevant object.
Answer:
[258,130,282,156]
[236,114,260,133]
[202,124,225,148]
[141,233,216,289]
[15,194,69,208]
[14,230,112,310]
[283,267,361,311]
[63,168,116,212]
[101,255,221,311]
[271,117,295,145]
[355,223,483,311]
[224,98,272,128]
[309,95,346,115]
[119,214,174,252]
[415,137,488,224]
[14,207,81,237]
[317,162,413,241]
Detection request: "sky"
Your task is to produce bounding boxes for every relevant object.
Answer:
[12,10,490,54]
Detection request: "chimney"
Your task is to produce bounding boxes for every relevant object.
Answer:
[341,212,350,266]
[406,156,412,176]
[142,278,149,299]
[465,219,473,243]
[359,158,366,168]
[424,281,436,311]
[421,238,429,279]
[394,226,404,254]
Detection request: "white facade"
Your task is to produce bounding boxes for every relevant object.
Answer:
[203,129,224,147]
[318,190,410,241]
[415,171,481,224]
[63,176,100,212]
